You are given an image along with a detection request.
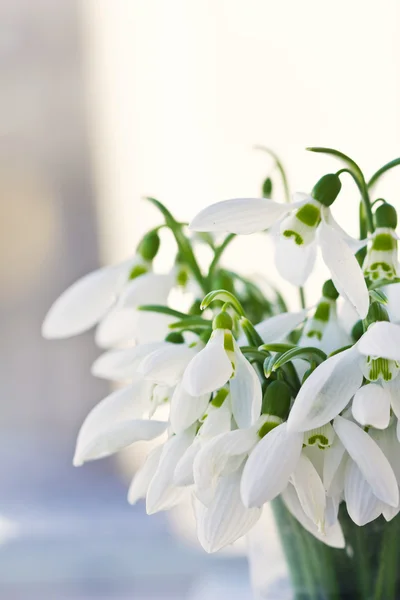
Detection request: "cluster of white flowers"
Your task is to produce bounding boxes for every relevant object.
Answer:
[43,152,400,555]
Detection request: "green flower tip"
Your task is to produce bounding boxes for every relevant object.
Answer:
[262,177,273,197]
[212,310,233,331]
[322,279,339,301]
[312,173,341,207]
[375,203,397,229]
[138,230,160,261]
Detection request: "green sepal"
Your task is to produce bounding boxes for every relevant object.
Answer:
[375,203,398,229]
[129,264,148,280]
[212,311,234,331]
[311,174,341,207]
[138,230,160,261]
[262,177,273,197]
[165,331,184,344]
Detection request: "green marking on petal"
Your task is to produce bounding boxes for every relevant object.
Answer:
[129,264,148,280]
[313,301,331,323]
[224,331,235,352]
[296,203,321,227]
[307,330,323,341]
[372,233,396,251]
[211,387,229,408]
[258,416,282,439]
[308,434,329,448]
[283,230,303,245]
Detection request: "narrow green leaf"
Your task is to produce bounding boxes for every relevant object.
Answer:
[271,346,327,372]
[369,289,388,305]
[138,304,189,319]
[200,289,245,316]
[368,158,400,189]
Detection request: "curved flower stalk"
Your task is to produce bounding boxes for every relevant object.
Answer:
[43,148,400,566]
[189,173,369,318]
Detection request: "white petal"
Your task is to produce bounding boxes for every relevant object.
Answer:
[73,380,154,465]
[275,237,317,287]
[139,344,198,386]
[287,347,363,432]
[318,316,352,355]
[291,453,326,530]
[344,460,383,526]
[230,347,262,428]
[91,343,166,381]
[127,445,163,505]
[173,440,201,486]
[384,377,400,419]
[352,383,391,429]
[282,484,345,548]
[146,426,196,514]
[194,428,258,505]
[319,219,369,319]
[384,282,400,324]
[382,503,400,522]
[369,425,400,485]
[42,261,131,339]
[95,308,172,348]
[198,400,232,439]
[325,496,340,527]
[170,382,210,434]
[182,330,233,396]
[333,416,399,507]
[322,437,346,495]
[241,423,303,508]
[189,198,292,235]
[325,210,368,253]
[194,469,261,553]
[118,273,173,308]
[255,310,308,344]
[358,321,400,361]
[75,418,167,466]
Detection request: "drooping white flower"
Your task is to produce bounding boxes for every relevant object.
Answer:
[42,253,175,346]
[299,280,350,354]
[182,313,262,428]
[363,203,399,285]
[287,319,400,432]
[189,175,369,317]
[73,378,168,466]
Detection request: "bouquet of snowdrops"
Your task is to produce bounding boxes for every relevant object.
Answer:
[43,147,400,598]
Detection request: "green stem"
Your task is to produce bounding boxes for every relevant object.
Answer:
[299,287,306,310]
[207,234,236,285]
[254,146,291,203]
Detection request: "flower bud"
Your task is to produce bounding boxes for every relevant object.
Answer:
[351,319,364,342]
[322,279,339,301]
[262,177,273,197]
[375,203,397,229]
[261,380,291,419]
[138,230,160,261]
[165,332,184,344]
[311,174,341,207]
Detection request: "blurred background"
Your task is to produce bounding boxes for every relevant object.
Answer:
[1,0,400,598]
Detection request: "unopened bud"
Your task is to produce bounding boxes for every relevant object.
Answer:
[312,174,341,207]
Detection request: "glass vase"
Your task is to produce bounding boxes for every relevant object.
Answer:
[272,498,400,600]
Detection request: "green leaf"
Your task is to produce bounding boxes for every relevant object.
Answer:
[267,346,327,375]
[259,343,295,353]
[145,197,207,293]
[368,158,400,190]
[169,316,212,330]
[368,277,400,291]
[138,305,189,319]
[240,317,264,347]
[200,289,245,316]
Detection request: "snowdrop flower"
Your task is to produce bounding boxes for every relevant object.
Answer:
[42,254,175,347]
[332,416,399,524]
[287,313,400,433]
[363,203,399,284]
[182,311,262,428]
[190,174,369,318]
[299,280,351,354]
[73,378,168,466]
